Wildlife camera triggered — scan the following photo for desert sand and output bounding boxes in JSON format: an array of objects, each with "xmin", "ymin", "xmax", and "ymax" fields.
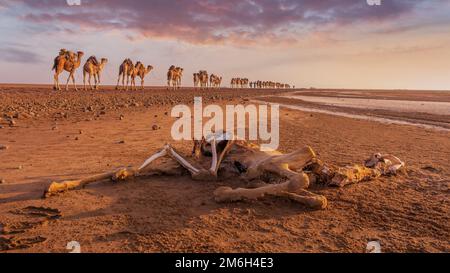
[{"xmin": 0, "ymin": 86, "xmax": 449, "ymax": 253}]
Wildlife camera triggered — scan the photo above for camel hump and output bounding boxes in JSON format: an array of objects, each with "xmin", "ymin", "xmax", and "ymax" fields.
[{"xmin": 88, "ymin": 56, "xmax": 99, "ymax": 65}]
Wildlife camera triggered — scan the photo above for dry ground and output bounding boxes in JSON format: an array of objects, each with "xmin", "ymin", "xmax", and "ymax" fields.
[{"xmin": 0, "ymin": 86, "xmax": 448, "ymax": 253}]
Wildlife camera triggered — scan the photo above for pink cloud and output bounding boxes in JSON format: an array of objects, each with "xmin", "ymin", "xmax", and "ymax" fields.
[{"xmin": 6, "ymin": 0, "xmax": 429, "ymax": 45}]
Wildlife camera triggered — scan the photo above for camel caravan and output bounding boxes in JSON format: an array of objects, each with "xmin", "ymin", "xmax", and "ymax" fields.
[
  {"xmin": 52, "ymin": 49, "xmax": 292, "ymax": 91},
  {"xmin": 193, "ymin": 70, "xmax": 223, "ymax": 89},
  {"xmin": 116, "ymin": 59, "xmax": 154, "ymax": 91},
  {"xmin": 250, "ymin": 81, "xmax": 291, "ymax": 89},
  {"xmin": 167, "ymin": 65, "xmax": 184, "ymax": 90}
]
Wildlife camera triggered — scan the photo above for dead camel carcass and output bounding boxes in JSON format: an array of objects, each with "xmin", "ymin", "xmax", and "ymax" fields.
[{"xmin": 43, "ymin": 132, "xmax": 405, "ymax": 209}]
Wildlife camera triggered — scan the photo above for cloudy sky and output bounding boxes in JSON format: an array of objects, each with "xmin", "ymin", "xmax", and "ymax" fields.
[{"xmin": 0, "ymin": 0, "xmax": 449, "ymax": 89}]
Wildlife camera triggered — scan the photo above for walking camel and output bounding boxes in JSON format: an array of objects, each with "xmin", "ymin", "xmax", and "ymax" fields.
[
  {"xmin": 130, "ymin": 62, "xmax": 154, "ymax": 90},
  {"xmin": 167, "ymin": 65, "xmax": 183, "ymax": 90},
  {"xmin": 116, "ymin": 58, "xmax": 134, "ymax": 90},
  {"xmin": 83, "ymin": 56, "xmax": 108, "ymax": 90},
  {"xmin": 52, "ymin": 49, "xmax": 84, "ymax": 91}
]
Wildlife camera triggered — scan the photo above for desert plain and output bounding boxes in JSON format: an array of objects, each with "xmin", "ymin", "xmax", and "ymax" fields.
[{"xmin": 0, "ymin": 85, "xmax": 449, "ymax": 253}]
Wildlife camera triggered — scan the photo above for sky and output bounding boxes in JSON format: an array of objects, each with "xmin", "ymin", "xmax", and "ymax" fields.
[{"xmin": 0, "ymin": 0, "xmax": 449, "ymax": 90}]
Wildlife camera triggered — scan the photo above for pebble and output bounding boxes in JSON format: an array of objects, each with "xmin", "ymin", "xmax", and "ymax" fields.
[
  {"xmin": 0, "ymin": 145, "xmax": 8, "ymax": 150},
  {"xmin": 79, "ymin": 130, "xmax": 83, "ymax": 134},
  {"xmin": 119, "ymin": 115, "xmax": 124, "ymax": 120},
  {"xmin": 118, "ymin": 140, "xmax": 125, "ymax": 144},
  {"xmin": 0, "ymin": 178, "xmax": 5, "ymax": 184},
  {"xmin": 152, "ymin": 125, "xmax": 159, "ymax": 131},
  {"xmin": 9, "ymin": 119, "xmax": 16, "ymax": 127},
  {"xmin": 52, "ymin": 126, "xmax": 58, "ymax": 130}
]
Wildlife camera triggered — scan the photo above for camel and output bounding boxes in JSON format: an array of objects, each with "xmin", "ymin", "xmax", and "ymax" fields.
[
  {"xmin": 83, "ymin": 56, "xmax": 108, "ymax": 91},
  {"xmin": 129, "ymin": 62, "xmax": 153, "ymax": 90},
  {"xmin": 231, "ymin": 78, "xmax": 239, "ymax": 88},
  {"xmin": 43, "ymin": 132, "xmax": 405, "ymax": 210},
  {"xmin": 193, "ymin": 71, "xmax": 208, "ymax": 89},
  {"xmin": 52, "ymin": 49, "xmax": 84, "ymax": 91},
  {"xmin": 193, "ymin": 73, "xmax": 200, "ymax": 88},
  {"xmin": 210, "ymin": 74, "xmax": 222, "ymax": 88},
  {"xmin": 199, "ymin": 71, "xmax": 208, "ymax": 88},
  {"xmin": 116, "ymin": 59, "xmax": 134, "ymax": 90},
  {"xmin": 167, "ymin": 66, "xmax": 183, "ymax": 90},
  {"xmin": 231, "ymin": 78, "xmax": 249, "ymax": 88}
]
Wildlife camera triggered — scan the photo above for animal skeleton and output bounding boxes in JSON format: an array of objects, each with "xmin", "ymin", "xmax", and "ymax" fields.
[{"xmin": 43, "ymin": 132, "xmax": 405, "ymax": 209}]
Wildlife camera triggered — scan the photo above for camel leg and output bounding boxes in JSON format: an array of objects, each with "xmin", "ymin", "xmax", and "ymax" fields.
[
  {"xmin": 88, "ymin": 73, "xmax": 93, "ymax": 90},
  {"xmin": 214, "ymin": 177, "xmax": 327, "ymax": 209},
  {"xmin": 96, "ymin": 73, "xmax": 101, "ymax": 90},
  {"xmin": 83, "ymin": 71, "xmax": 87, "ymax": 91},
  {"xmin": 277, "ymin": 190, "xmax": 327, "ymax": 209},
  {"xmin": 65, "ymin": 73, "xmax": 71, "ymax": 91},
  {"xmin": 93, "ymin": 74, "xmax": 98, "ymax": 90},
  {"xmin": 72, "ymin": 73, "xmax": 78, "ymax": 91},
  {"xmin": 116, "ymin": 73, "xmax": 121, "ymax": 90},
  {"xmin": 141, "ymin": 78, "xmax": 144, "ymax": 90},
  {"xmin": 43, "ymin": 167, "xmax": 137, "ymax": 198},
  {"xmin": 54, "ymin": 72, "xmax": 61, "ymax": 91}
]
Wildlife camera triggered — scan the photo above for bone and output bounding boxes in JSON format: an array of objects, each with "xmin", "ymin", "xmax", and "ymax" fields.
[
  {"xmin": 166, "ymin": 145, "xmax": 200, "ymax": 174},
  {"xmin": 329, "ymin": 165, "xmax": 381, "ymax": 187},
  {"xmin": 214, "ymin": 178, "xmax": 327, "ymax": 209},
  {"xmin": 213, "ymin": 172, "xmax": 327, "ymax": 209},
  {"xmin": 138, "ymin": 148, "xmax": 168, "ymax": 171},
  {"xmin": 44, "ymin": 168, "xmax": 136, "ymax": 198},
  {"xmin": 209, "ymin": 137, "xmax": 218, "ymax": 173},
  {"xmin": 278, "ymin": 190, "xmax": 328, "ymax": 209}
]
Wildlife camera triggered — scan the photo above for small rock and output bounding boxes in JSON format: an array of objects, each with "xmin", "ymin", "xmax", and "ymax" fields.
[
  {"xmin": 154, "ymin": 115, "xmax": 158, "ymax": 118},
  {"xmin": 87, "ymin": 106, "xmax": 94, "ymax": 112},
  {"xmin": 119, "ymin": 115, "xmax": 125, "ymax": 120},
  {"xmin": 0, "ymin": 178, "xmax": 5, "ymax": 184},
  {"xmin": 0, "ymin": 145, "xmax": 8, "ymax": 150},
  {"xmin": 52, "ymin": 126, "xmax": 58, "ymax": 131},
  {"xmin": 9, "ymin": 119, "xmax": 16, "ymax": 127},
  {"xmin": 152, "ymin": 125, "xmax": 159, "ymax": 131},
  {"xmin": 164, "ymin": 112, "xmax": 168, "ymax": 116},
  {"xmin": 79, "ymin": 130, "xmax": 83, "ymax": 134},
  {"xmin": 17, "ymin": 165, "xmax": 23, "ymax": 170},
  {"xmin": 0, "ymin": 125, "xmax": 3, "ymax": 129},
  {"xmin": 75, "ymin": 137, "xmax": 79, "ymax": 141},
  {"xmin": 118, "ymin": 140, "xmax": 125, "ymax": 144},
  {"xmin": 100, "ymin": 111, "xmax": 106, "ymax": 115}
]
